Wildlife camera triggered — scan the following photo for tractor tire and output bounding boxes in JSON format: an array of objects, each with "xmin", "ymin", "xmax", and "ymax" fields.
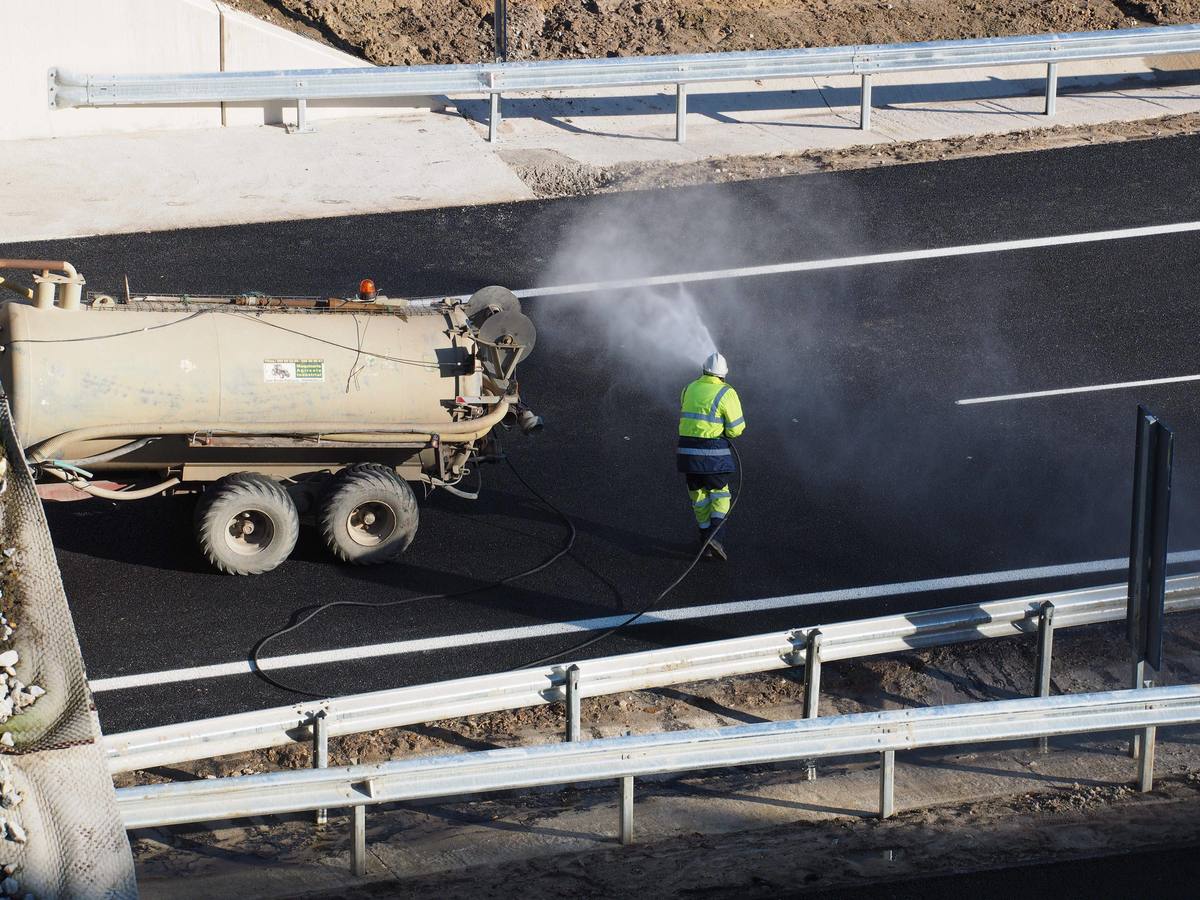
[
  {"xmin": 194, "ymin": 473, "xmax": 300, "ymax": 575},
  {"xmin": 319, "ymin": 464, "xmax": 419, "ymax": 565}
]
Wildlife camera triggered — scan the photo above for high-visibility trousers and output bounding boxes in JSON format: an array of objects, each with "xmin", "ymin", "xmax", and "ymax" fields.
[{"xmin": 686, "ymin": 473, "xmax": 731, "ymax": 529}]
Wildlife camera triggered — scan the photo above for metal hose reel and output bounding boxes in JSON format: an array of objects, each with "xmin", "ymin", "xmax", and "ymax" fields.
[
  {"xmin": 467, "ymin": 287, "xmax": 536, "ymax": 384},
  {"xmin": 465, "ymin": 285, "xmax": 522, "ymax": 322}
]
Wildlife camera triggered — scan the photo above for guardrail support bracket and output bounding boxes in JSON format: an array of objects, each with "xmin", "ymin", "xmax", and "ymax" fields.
[
  {"xmin": 351, "ymin": 804, "xmax": 367, "ymax": 875},
  {"xmin": 860, "ymin": 73, "xmax": 873, "ymax": 130},
  {"xmin": 1131, "ymin": 662, "xmax": 1150, "ymax": 758},
  {"xmin": 313, "ymin": 711, "xmax": 329, "ymax": 826},
  {"xmin": 566, "ymin": 664, "xmax": 582, "ymax": 742},
  {"xmin": 879, "ymin": 749, "xmax": 895, "ymax": 818},
  {"xmin": 676, "ymin": 83, "xmax": 688, "ymax": 143},
  {"xmin": 619, "ymin": 776, "xmax": 634, "ymax": 845},
  {"xmin": 1045, "ymin": 62, "xmax": 1059, "ymax": 116}
]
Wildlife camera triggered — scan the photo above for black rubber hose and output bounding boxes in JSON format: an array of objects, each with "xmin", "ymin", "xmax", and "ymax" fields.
[
  {"xmin": 511, "ymin": 440, "xmax": 743, "ymax": 670},
  {"xmin": 249, "ymin": 456, "xmax": 576, "ymax": 698},
  {"xmin": 251, "ymin": 441, "xmax": 742, "ymax": 693}
]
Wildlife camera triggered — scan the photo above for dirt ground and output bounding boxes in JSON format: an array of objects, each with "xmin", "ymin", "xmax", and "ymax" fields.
[
  {"xmin": 227, "ymin": 1, "xmax": 1200, "ymax": 66},
  {"xmin": 497, "ymin": 107, "xmax": 1200, "ymax": 197},
  {"xmin": 125, "ymin": 611, "xmax": 1200, "ymax": 898},
  {"xmin": 319, "ymin": 776, "xmax": 1200, "ymax": 898}
]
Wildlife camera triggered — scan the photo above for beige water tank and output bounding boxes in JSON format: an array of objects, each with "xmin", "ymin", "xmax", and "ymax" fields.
[{"xmin": 0, "ymin": 299, "xmax": 486, "ymax": 461}]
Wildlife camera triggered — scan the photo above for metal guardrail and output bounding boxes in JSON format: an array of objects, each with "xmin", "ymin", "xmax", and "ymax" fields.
[
  {"xmin": 48, "ymin": 24, "xmax": 1200, "ymax": 141},
  {"xmin": 116, "ymin": 684, "xmax": 1200, "ymax": 837},
  {"xmin": 104, "ymin": 573, "xmax": 1200, "ymax": 774}
]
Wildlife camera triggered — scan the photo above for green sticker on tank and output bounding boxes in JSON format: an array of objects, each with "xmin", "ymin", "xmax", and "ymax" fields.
[{"xmin": 263, "ymin": 359, "xmax": 324, "ymax": 383}]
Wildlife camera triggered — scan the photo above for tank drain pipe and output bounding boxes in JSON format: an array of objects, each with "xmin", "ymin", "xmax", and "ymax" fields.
[{"xmin": 41, "ymin": 467, "xmax": 181, "ymax": 501}]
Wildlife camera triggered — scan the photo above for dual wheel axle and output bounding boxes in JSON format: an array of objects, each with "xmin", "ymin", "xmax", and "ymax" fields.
[{"xmin": 195, "ymin": 464, "xmax": 419, "ymax": 575}]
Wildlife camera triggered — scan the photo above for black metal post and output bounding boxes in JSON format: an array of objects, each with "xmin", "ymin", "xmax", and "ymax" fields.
[
  {"xmin": 1126, "ymin": 407, "xmax": 1173, "ymax": 757},
  {"xmin": 1127, "ymin": 406, "xmax": 1154, "ymax": 650},
  {"xmin": 494, "ymin": 0, "xmax": 508, "ymax": 61},
  {"xmin": 1145, "ymin": 422, "xmax": 1173, "ymax": 671}
]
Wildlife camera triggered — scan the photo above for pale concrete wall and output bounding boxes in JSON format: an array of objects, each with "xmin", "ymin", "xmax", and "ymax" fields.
[
  {"xmin": 1, "ymin": 0, "xmax": 438, "ymax": 142},
  {"xmin": 218, "ymin": 3, "xmax": 438, "ymax": 128},
  {"xmin": 1, "ymin": 0, "xmax": 222, "ymax": 141}
]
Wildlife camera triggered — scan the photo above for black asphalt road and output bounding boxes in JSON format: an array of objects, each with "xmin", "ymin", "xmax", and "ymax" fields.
[
  {"xmin": 5, "ymin": 136, "xmax": 1200, "ymax": 732},
  {"xmin": 804, "ymin": 844, "xmax": 1200, "ymax": 899}
]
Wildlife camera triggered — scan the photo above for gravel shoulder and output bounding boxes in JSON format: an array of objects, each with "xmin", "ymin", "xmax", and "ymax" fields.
[{"xmin": 125, "ymin": 612, "xmax": 1200, "ymax": 898}]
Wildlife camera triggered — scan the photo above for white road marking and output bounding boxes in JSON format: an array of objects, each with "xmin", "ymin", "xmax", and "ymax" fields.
[
  {"xmin": 507, "ymin": 220, "xmax": 1200, "ymax": 297},
  {"xmin": 957, "ymin": 373, "xmax": 1200, "ymax": 406},
  {"xmin": 90, "ymin": 550, "xmax": 1200, "ymax": 693},
  {"xmin": 415, "ymin": 219, "xmax": 1200, "ymax": 305}
]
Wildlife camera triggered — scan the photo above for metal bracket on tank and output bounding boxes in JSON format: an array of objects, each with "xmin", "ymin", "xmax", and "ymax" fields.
[{"xmin": 431, "ymin": 434, "xmax": 447, "ymax": 482}]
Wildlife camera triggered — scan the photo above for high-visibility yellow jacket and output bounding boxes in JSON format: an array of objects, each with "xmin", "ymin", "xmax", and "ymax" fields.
[{"xmin": 676, "ymin": 375, "xmax": 745, "ymax": 474}]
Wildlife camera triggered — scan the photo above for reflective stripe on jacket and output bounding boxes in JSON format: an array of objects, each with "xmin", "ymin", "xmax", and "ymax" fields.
[
  {"xmin": 676, "ymin": 375, "xmax": 745, "ymax": 475},
  {"xmin": 678, "ymin": 375, "xmax": 746, "ymax": 439}
]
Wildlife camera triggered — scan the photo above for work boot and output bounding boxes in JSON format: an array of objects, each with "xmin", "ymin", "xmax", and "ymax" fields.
[{"xmin": 706, "ymin": 536, "xmax": 728, "ymax": 561}]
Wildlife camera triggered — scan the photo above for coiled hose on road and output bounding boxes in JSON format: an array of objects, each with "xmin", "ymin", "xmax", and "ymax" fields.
[
  {"xmin": 513, "ymin": 441, "xmax": 742, "ymax": 670},
  {"xmin": 250, "ymin": 443, "xmax": 741, "ymax": 695}
]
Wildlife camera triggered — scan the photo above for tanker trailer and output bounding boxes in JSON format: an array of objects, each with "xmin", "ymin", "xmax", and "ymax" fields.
[{"xmin": 0, "ymin": 260, "xmax": 541, "ymax": 575}]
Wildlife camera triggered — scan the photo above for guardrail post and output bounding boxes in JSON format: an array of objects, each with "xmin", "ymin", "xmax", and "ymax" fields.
[
  {"xmin": 1138, "ymin": 724, "xmax": 1157, "ymax": 792},
  {"xmin": 313, "ymin": 711, "xmax": 329, "ymax": 826},
  {"xmin": 878, "ymin": 749, "xmax": 895, "ymax": 818},
  {"xmin": 675, "ymin": 83, "xmax": 688, "ymax": 143},
  {"xmin": 566, "ymin": 664, "xmax": 581, "ymax": 742},
  {"xmin": 1035, "ymin": 601, "xmax": 1055, "ymax": 753},
  {"xmin": 351, "ymin": 804, "xmax": 367, "ymax": 876},
  {"xmin": 860, "ymin": 74, "xmax": 873, "ymax": 130},
  {"xmin": 619, "ymin": 776, "xmax": 634, "ymax": 845},
  {"xmin": 294, "ymin": 98, "xmax": 315, "ymax": 134},
  {"xmin": 802, "ymin": 629, "xmax": 822, "ymax": 780},
  {"xmin": 803, "ymin": 630, "xmax": 822, "ymax": 719},
  {"xmin": 1044, "ymin": 62, "xmax": 1059, "ymax": 116},
  {"xmin": 489, "ymin": 91, "xmax": 501, "ymax": 143}
]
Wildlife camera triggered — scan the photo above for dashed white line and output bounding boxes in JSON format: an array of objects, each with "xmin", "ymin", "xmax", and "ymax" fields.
[
  {"xmin": 957, "ymin": 373, "xmax": 1200, "ymax": 406},
  {"xmin": 89, "ymin": 549, "xmax": 1200, "ymax": 693}
]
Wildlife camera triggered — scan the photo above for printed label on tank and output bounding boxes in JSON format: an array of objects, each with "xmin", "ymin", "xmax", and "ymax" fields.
[{"xmin": 263, "ymin": 359, "xmax": 325, "ymax": 383}]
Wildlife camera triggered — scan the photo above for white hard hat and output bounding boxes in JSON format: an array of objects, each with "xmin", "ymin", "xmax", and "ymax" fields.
[{"xmin": 703, "ymin": 352, "xmax": 729, "ymax": 378}]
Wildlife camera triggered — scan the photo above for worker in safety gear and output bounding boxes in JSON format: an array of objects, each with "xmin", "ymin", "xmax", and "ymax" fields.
[{"xmin": 677, "ymin": 352, "xmax": 745, "ymax": 561}]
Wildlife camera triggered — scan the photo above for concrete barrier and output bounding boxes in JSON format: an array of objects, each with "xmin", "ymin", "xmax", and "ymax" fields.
[{"xmin": 1, "ymin": 0, "xmax": 437, "ymax": 142}]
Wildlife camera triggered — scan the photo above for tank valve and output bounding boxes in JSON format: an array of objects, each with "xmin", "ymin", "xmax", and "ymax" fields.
[{"xmin": 517, "ymin": 406, "xmax": 544, "ymax": 435}]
